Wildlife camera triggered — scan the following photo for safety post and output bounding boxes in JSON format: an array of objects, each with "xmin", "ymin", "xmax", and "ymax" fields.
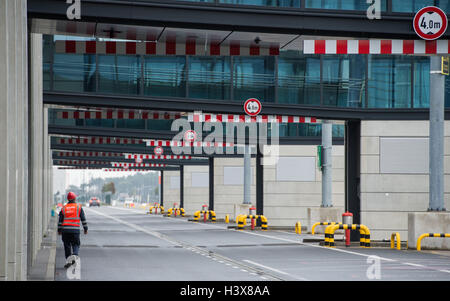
[
  {"xmin": 311, "ymin": 222, "xmax": 341, "ymax": 235},
  {"xmin": 417, "ymin": 233, "xmax": 450, "ymax": 251},
  {"xmin": 225, "ymin": 214, "xmax": 230, "ymax": 224},
  {"xmin": 202, "ymin": 205, "xmax": 208, "ymax": 222},
  {"xmin": 249, "ymin": 206, "xmax": 256, "ymax": 230},
  {"xmin": 295, "ymin": 222, "xmax": 302, "ymax": 234},
  {"xmin": 237, "ymin": 215, "xmax": 267, "ymax": 231},
  {"xmin": 325, "ymin": 224, "xmax": 370, "ymax": 248},
  {"xmin": 342, "ymin": 212, "xmax": 353, "ymax": 247},
  {"xmin": 391, "ymin": 232, "xmax": 401, "ymax": 250},
  {"xmin": 173, "ymin": 203, "xmax": 178, "ymax": 217}
]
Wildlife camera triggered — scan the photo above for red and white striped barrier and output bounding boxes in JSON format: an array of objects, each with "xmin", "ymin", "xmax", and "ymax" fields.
[
  {"xmin": 187, "ymin": 112, "xmax": 318, "ymax": 124},
  {"xmin": 124, "ymin": 154, "xmax": 192, "ymax": 160},
  {"xmin": 303, "ymin": 39, "xmax": 450, "ymax": 55},
  {"xmin": 111, "ymin": 163, "xmax": 167, "ymax": 168},
  {"xmin": 56, "ymin": 109, "xmax": 182, "ymax": 120},
  {"xmin": 56, "ymin": 137, "xmax": 144, "ymax": 145},
  {"xmin": 55, "ymin": 40, "xmax": 280, "ymax": 56},
  {"xmin": 103, "ymin": 169, "xmax": 153, "ymax": 172},
  {"xmin": 58, "ymin": 167, "xmax": 102, "ymax": 170},
  {"xmin": 55, "ymin": 151, "xmax": 124, "ymax": 157},
  {"xmin": 54, "ymin": 160, "xmax": 110, "ymax": 165},
  {"xmin": 145, "ymin": 139, "xmax": 234, "ymax": 147}
]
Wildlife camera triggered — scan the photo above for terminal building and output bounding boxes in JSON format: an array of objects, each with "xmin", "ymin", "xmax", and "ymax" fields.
[{"xmin": 1, "ymin": 0, "xmax": 450, "ymax": 280}]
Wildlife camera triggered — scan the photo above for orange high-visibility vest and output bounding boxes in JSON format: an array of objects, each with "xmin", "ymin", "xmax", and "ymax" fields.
[{"xmin": 62, "ymin": 203, "xmax": 82, "ymax": 228}]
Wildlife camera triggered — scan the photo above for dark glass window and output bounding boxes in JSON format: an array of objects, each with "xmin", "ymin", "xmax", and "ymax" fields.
[
  {"xmin": 116, "ymin": 120, "xmax": 146, "ymax": 130},
  {"xmin": 219, "ymin": 0, "xmax": 300, "ymax": 7},
  {"xmin": 144, "ymin": 56, "xmax": 186, "ymax": 97},
  {"xmin": 368, "ymin": 56, "xmax": 412, "ymax": 108},
  {"xmin": 98, "ymin": 55, "xmax": 140, "ymax": 95},
  {"xmin": 53, "ymin": 54, "xmax": 96, "ymax": 93},
  {"xmin": 413, "ymin": 57, "xmax": 430, "ymax": 108},
  {"xmin": 189, "ymin": 56, "xmax": 231, "ymax": 100},
  {"xmin": 322, "ymin": 55, "xmax": 366, "ymax": 108},
  {"xmin": 43, "ymin": 36, "xmax": 53, "ymax": 91},
  {"xmin": 278, "ymin": 54, "xmax": 320, "ymax": 105},
  {"xmin": 306, "ymin": 0, "xmax": 387, "ymax": 10},
  {"xmin": 437, "ymin": 0, "xmax": 450, "ymax": 11},
  {"xmin": 392, "ymin": 0, "xmax": 433, "ymax": 12},
  {"xmin": 233, "ymin": 56, "xmax": 275, "ymax": 102}
]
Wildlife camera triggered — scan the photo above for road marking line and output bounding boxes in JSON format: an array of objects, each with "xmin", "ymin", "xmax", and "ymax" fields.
[
  {"xmin": 404, "ymin": 262, "xmax": 425, "ymax": 268},
  {"xmin": 243, "ymin": 260, "xmax": 308, "ymax": 281}
]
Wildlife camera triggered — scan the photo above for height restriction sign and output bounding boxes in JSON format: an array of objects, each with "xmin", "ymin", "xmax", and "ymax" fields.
[{"xmin": 413, "ymin": 6, "xmax": 448, "ymax": 40}]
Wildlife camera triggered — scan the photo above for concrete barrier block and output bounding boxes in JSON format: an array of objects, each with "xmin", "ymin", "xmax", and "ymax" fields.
[
  {"xmin": 307, "ymin": 207, "xmax": 345, "ymax": 233},
  {"xmin": 408, "ymin": 212, "xmax": 450, "ymax": 250}
]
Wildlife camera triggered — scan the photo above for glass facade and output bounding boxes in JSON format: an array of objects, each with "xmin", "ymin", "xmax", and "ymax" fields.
[
  {"xmin": 306, "ymin": 0, "xmax": 387, "ymax": 10},
  {"xmin": 144, "ymin": 56, "xmax": 187, "ymax": 97},
  {"xmin": 233, "ymin": 56, "xmax": 275, "ymax": 102},
  {"xmin": 45, "ymin": 41, "xmax": 450, "ymax": 110},
  {"xmin": 189, "ymin": 57, "xmax": 231, "ymax": 100},
  {"xmin": 173, "ymin": 0, "xmax": 450, "ymax": 12}
]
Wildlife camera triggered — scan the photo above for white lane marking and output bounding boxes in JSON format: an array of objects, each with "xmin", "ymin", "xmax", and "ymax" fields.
[
  {"xmin": 439, "ymin": 270, "xmax": 450, "ymax": 273},
  {"xmin": 404, "ymin": 262, "xmax": 425, "ymax": 268},
  {"xmin": 243, "ymin": 260, "xmax": 308, "ymax": 281}
]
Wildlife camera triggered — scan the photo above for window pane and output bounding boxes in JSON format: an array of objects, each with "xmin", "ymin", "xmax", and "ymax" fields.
[
  {"xmin": 219, "ymin": 0, "xmax": 300, "ymax": 7},
  {"xmin": 392, "ymin": 0, "xmax": 433, "ymax": 12},
  {"xmin": 116, "ymin": 120, "xmax": 145, "ymax": 129},
  {"xmin": 233, "ymin": 56, "xmax": 275, "ymax": 102},
  {"xmin": 322, "ymin": 55, "xmax": 366, "ymax": 107},
  {"xmin": 368, "ymin": 56, "xmax": 412, "ymax": 108},
  {"xmin": 278, "ymin": 53, "xmax": 320, "ymax": 105},
  {"xmin": 413, "ymin": 57, "xmax": 430, "ymax": 108},
  {"xmin": 189, "ymin": 56, "xmax": 231, "ymax": 100},
  {"xmin": 306, "ymin": 0, "xmax": 386, "ymax": 10},
  {"xmin": 144, "ymin": 56, "xmax": 186, "ymax": 97},
  {"xmin": 53, "ymin": 54, "xmax": 96, "ymax": 93},
  {"xmin": 437, "ymin": 0, "xmax": 450, "ymax": 11},
  {"xmin": 98, "ymin": 55, "xmax": 140, "ymax": 95}
]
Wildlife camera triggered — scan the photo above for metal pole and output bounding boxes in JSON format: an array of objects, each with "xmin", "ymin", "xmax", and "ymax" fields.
[
  {"xmin": 321, "ymin": 120, "xmax": 333, "ymax": 207},
  {"xmin": 429, "ymin": 56, "xmax": 446, "ymax": 211},
  {"xmin": 243, "ymin": 144, "xmax": 251, "ymax": 204}
]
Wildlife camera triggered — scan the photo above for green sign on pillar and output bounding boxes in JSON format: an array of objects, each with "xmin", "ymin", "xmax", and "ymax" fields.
[{"xmin": 317, "ymin": 145, "xmax": 323, "ymax": 170}]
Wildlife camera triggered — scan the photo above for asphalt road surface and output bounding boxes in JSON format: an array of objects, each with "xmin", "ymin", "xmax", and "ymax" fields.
[{"xmin": 54, "ymin": 206, "xmax": 450, "ymax": 281}]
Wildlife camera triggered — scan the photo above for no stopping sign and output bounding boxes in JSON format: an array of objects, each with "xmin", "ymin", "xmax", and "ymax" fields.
[{"xmin": 413, "ymin": 6, "xmax": 448, "ymax": 40}]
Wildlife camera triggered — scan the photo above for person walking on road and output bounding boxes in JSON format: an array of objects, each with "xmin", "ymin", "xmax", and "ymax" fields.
[{"xmin": 58, "ymin": 192, "xmax": 88, "ymax": 269}]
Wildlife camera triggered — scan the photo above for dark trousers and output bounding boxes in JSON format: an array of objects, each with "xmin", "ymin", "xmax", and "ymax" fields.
[{"xmin": 62, "ymin": 232, "xmax": 81, "ymax": 259}]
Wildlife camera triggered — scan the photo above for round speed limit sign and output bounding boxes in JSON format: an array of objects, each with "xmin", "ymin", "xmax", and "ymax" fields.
[
  {"xmin": 154, "ymin": 146, "xmax": 164, "ymax": 156},
  {"xmin": 413, "ymin": 6, "xmax": 448, "ymax": 40},
  {"xmin": 243, "ymin": 98, "xmax": 262, "ymax": 117}
]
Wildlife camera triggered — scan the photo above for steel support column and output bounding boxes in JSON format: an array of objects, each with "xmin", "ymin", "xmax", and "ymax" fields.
[
  {"xmin": 429, "ymin": 56, "xmax": 446, "ymax": 211},
  {"xmin": 345, "ymin": 120, "xmax": 361, "ymax": 242},
  {"xmin": 209, "ymin": 157, "xmax": 214, "ymax": 211}
]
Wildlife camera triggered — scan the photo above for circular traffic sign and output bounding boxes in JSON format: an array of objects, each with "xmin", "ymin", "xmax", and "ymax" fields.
[
  {"xmin": 135, "ymin": 157, "xmax": 143, "ymax": 163},
  {"xmin": 413, "ymin": 6, "xmax": 448, "ymax": 40},
  {"xmin": 243, "ymin": 98, "xmax": 262, "ymax": 116},
  {"xmin": 184, "ymin": 130, "xmax": 197, "ymax": 142},
  {"xmin": 154, "ymin": 146, "xmax": 164, "ymax": 156}
]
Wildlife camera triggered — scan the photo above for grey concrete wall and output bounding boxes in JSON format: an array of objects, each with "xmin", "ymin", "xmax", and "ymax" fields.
[
  {"xmin": 183, "ymin": 165, "xmax": 209, "ymax": 214},
  {"xmin": 163, "ymin": 170, "xmax": 181, "ymax": 208},
  {"xmin": 360, "ymin": 121, "xmax": 450, "ymax": 241},
  {"xmin": 408, "ymin": 212, "xmax": 450, "ymax": 249},
  {"xmin": 213, "ymin": 157, "xmax": 256, "ymax": 219},
  {"xmin": 264, "ymin": 145, "xmax": 345, "ymax": 228}
]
